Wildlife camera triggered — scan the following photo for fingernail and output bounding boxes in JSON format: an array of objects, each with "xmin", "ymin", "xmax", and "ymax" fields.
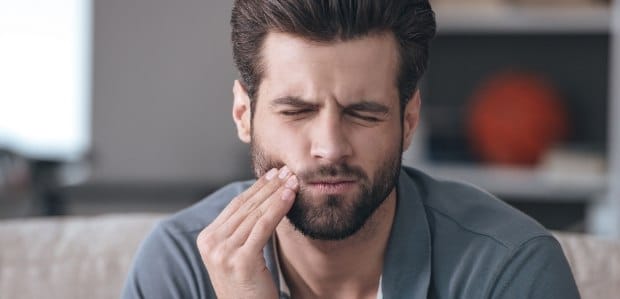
[
  {"xmin": 278, "ymin": 166, "xmax": 290, "ymax": 179},
  {"xmin": 281, "ymin": 188, "xmax": 295, "ymax": 201},
  {"xmin": 285, "ymin": 176, "xmax": 298, "ymax": 188},
  {"xmin": 266, "ymin": 168, "xmax": 278, "ymax": 180}
]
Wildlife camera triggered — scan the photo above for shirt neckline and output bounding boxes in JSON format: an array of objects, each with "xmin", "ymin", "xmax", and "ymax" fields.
[
  {"xmin": 264, "ymin": 168, "xmax": 432, "ymax": 298},
  {"xmin": 271, "ymin": 235, "xmax": 384, "ymax": 299}
]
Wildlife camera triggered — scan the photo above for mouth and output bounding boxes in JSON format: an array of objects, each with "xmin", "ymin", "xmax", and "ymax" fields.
[{"xmin": 306, "ymin": 179, "xmax": 357, "ymax": 194}]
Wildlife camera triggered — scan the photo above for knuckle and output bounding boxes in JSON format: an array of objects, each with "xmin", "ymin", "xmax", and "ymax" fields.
[
  {"xmin": 211, "ymin": 247, "xmax": 231, "ymax": 266},
  {"xmin": 230, "ymin": 194, "xmax": 247, "ymax": 206},
  {"xmin": 252, "ymin": 206, "xmax": 265, "ymax": 219},
  {"xmin": 208, "ymin": 246, "xmax": 239, "ymax": 270},
  {"xmin": 237, "ymin": 196, "xmax": 260, "ymax": 215},
  {"xmin": 196, "ymin": 229, "xmax": 217, "ymax": 251},
  {"xmin": 245, "ymin": 209, "xmax": 264, "ymax": 227},
  {"xmin": 229, "ymin": 256, "xmax": 254, "ymax": 278}
]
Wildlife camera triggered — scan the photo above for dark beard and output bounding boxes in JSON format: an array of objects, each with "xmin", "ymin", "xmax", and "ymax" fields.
[{"xmin": 250, "ymin": 138, "xmax": 402, "ymax": 241}]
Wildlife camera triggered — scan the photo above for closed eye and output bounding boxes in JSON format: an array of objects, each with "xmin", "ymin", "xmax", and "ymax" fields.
[
  {"xmin": 280, "ymin": 109, "xmax": 314, "ymax": 116},
  {"xmin": 347, "ymin": 111, "xmax": 382, "ymax": 122},
  {"xmin": 343, "ymin": 101, "xmax": 389, "ymax": 123}
]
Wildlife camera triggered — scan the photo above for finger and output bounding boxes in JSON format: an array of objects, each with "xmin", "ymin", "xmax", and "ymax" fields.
[
  {"xmin": 217, "ymin": 167, "xmax": 293, "ymax": 238},
  {"xmin": 209, "ymin": 168, "xmax": 278, "ymax": 229},
  {"xmin": 231, "ymin": 174, "xmax": 298, "ymax": 249},
  {"xmin": 220, "ymin": 167, "xmax": 292, "ymax": 237}
]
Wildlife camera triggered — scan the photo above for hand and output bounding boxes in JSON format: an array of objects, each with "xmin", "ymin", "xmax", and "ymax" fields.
[{"xmin": 196, "ymin": 166, "xmax": 298, "ymax": 299}]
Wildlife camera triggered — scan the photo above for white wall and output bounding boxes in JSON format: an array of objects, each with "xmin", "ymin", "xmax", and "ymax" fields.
[{"xmin": 91, "ymin": 0, "xmax": 251, "ymax": 184}]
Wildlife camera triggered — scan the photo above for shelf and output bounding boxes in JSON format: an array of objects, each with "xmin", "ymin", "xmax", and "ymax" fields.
[
  {"xmin": 434, "ymin": 4, "xmax": 611, "ymax": 34},
  {"xmin": 414, "ymin": 163, "xmax": 607, "ymax": 201}
]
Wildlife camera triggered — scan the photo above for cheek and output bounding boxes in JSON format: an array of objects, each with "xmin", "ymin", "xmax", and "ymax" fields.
[
  {"xmin": 353, "ymin": 122, "xmax": 402, "ymax": 151},
  {"xmin": 349, "ymin": 123, "xmax": 402, "ymax": 169},
  {"xmin": 254, "ymin": 120, "xmax": 306, "ymax": 161}
]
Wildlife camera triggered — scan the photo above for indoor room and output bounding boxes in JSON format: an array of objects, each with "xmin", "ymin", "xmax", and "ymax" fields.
[{"xmin": 1, "ymin": 0, "xmax": 619, "ymax": 298}]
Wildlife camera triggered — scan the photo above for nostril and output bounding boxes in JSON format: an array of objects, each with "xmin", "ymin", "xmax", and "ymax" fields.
[
  {"xmin": 310, "ymin": 142, "xmax": 352, "ymax": 162},
  {"xmin": 309, "ymin": 120, "xmax": 353, "ymax": 161}
]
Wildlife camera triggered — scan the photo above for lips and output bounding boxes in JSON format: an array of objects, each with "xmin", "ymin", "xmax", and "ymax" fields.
[{"xmin": 306, "ymin": 179, "xmax": 357, "ymax": 194}]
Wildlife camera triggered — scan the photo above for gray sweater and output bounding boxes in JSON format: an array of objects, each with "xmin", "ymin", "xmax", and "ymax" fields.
[{"xmin": 121, "ymin": 166, "xmax": 580, "ymax": 298}]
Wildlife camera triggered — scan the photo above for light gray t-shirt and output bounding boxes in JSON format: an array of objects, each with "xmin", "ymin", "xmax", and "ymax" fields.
[{"xmin": 121, "ymin": 166, "xmax": 580, "ymax": 298}]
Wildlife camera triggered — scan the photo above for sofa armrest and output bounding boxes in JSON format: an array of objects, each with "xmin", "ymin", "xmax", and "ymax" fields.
[{"xmin": 553, "ymin": 232, "xmax": 620, "ymax": 299}]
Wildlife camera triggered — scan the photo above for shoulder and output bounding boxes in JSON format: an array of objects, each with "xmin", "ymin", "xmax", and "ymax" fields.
[
  {"xmin": 121, "ymin": 180, "xmax": 253, "ymax": 299},
  {"xmin": 159, "ymin": 180, "xmax": 254, "ymax": 234},
  {"xmin": 401, "ymin": 166, "xmax": 551, "ymax": 249},
  {"xmin": 399, "ymin": 167, "xmax": 578, "ymax": 297},
  {"xmin": 136, "ymin": 179, "xmax": 254, "ymax": 258},
  {"xmin": 136, "ymin": 179, "xmax": 255, "ymax": 265},
  {"xmin": 487, "ymin": 235, "xmax": 580, "ymax": 298}
]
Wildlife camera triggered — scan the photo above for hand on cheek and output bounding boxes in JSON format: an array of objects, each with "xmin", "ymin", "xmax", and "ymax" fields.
[{"xmin": 196, "ymin": 166, "xmax": 298, "ymax": 299}]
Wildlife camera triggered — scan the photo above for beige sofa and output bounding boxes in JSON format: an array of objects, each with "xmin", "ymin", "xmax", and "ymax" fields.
[{"xmin": 1, "ymin": 214, "xmax": 619, "ymax": 299}]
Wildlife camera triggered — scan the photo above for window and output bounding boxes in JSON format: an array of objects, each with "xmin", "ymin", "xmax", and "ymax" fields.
[{"xmin": 0, "ymin": 0, "xmax": 91, "ymax": 161}]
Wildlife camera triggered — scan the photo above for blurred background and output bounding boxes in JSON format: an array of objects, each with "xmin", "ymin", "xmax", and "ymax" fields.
[{"xmin": 1, "ymin": 0, "xmax": 619, "ymax": 238}]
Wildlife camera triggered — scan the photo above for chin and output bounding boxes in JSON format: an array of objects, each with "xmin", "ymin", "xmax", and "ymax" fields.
[{"xmin": 285, "ymin": 187, "xmax": 383, "ymax": 241}]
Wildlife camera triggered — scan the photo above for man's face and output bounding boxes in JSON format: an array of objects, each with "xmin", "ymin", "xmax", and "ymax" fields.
[{"xmin": 238, "ymin": 32, "xmax": 414, "ymax": 240}]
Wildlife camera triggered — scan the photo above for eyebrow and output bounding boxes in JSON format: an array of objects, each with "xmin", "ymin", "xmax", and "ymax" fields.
[
  {"xmin": 345, "ymin": 101, "xmax": 390, "ymax": 114},
  {"xmin": 270, "ymin": 96, "xmax": 390, "ymax": 114},
  {"xmin": 270, "ymin": 96, "xmax": 316, "ymax": 108}
]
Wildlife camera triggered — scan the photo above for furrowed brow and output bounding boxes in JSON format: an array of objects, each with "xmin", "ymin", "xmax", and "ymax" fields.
[
  {"xmin": 346, "ymin": 101, "xmax": 390, "ymax": 114},
  {"xmin": 270, "ymin": 96, "xmax": 317, "ymax": 108}
]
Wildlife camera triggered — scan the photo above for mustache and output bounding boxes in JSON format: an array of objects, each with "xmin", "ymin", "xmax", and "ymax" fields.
[
  {"xmin": 254, "ymin": 155, "xmax": 366, "ymax": 182},
  {"xmin": 296, "ymin": 163, "xmax": 367, "ymax": 182}
]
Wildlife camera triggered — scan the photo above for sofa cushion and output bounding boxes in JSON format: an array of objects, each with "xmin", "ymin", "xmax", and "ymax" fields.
[
  {"xmin": 1, "ymin": 214, "xmax": 619, "ymax": 299},
  {"xmin": 0, "ymin": 214, "xmax": 164, "ymax": 299},
  {"xmin": 554, "ymin": 232, "xmax": 620, "ymax": 299}
]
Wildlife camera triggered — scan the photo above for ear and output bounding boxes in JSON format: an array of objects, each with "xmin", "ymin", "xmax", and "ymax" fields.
[
  {"xmin": 402, "ymin": 89, "xmax": 421, "ymax": 152},
  {"xmin": 232, "ymin": 80, "xmax": 252, "ymax": 143}
]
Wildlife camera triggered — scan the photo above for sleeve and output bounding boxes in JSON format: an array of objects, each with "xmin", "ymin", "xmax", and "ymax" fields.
[
  {"xmin": 488, "ymin": 235, "xmax": 581, "ymax": 299},
  {"xmin": 120, "ymin": 223, "xmax": 216, "ymax": 299}
]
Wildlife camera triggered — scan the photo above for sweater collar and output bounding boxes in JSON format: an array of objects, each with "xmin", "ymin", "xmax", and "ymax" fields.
[{"xmin": 380, "ymin": 168, "xmax": 432, "ymax": 298}]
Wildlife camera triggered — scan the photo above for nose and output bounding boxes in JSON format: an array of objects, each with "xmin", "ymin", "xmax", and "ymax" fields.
[{"xmin": 310, "ymin": 113, "xmax": 353, "ymax": 163}]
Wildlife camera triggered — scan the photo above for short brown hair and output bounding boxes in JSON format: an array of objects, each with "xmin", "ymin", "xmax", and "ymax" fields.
[{"xmin": 231, "ymin": 0, "xmax": 436, "ymax": 111}]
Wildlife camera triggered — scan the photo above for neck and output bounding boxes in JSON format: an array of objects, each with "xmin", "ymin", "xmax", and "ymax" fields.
[{"xmin": 275, "ymin": 189, "xmax": 397, "ymax": 299}]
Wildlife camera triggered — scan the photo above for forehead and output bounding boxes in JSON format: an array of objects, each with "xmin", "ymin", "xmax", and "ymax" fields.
[{"xmin": 257, "ymin": 31, "xmax": 400, "ymax": 104}]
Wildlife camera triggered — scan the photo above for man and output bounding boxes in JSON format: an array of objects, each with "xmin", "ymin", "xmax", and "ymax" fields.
[{"xmin": 122, "ymin": 0, "xmax": 580, "ymax": 298}]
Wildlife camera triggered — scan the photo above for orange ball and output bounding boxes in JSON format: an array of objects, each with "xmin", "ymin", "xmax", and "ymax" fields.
[{"xmin": 468, "ymin": 71, "xmax": 569, "ymax": 166}]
